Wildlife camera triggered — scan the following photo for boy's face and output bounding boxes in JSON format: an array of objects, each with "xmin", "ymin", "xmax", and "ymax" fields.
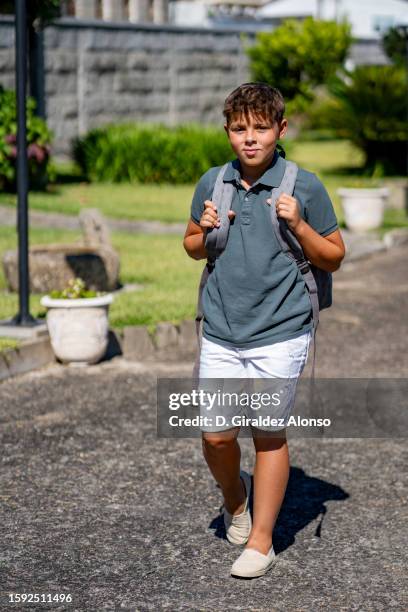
[{"xmin": 224, "ymin": 112, "xmax": 287, "ymax": 171}]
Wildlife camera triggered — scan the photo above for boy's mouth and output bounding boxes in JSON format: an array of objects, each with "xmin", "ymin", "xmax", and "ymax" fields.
[{"xmin": 243, "ymin": 149, "xmax": 259, "ymax": 156}]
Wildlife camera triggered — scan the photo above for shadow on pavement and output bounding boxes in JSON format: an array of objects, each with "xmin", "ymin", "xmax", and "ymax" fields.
[{"xmin": 208, "ymin": 466, "xmax": 349, "ymax": 554}]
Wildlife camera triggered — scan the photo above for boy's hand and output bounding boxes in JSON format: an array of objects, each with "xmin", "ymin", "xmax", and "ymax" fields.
[
  {"xmin": 200, "ymin": 200, "xmax": 235, "ymax": 230},
  {"xmin": 267, "ymin": 194, "xmax": 303, "ymax": 233}
]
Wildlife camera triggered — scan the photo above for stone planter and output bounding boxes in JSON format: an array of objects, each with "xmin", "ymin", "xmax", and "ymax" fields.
[
  {"xmin": 337, "ymin": 187, "xmax": 389, "ymax": 232},
  {"xmin": 3, "ymin": 243, "xmax": 120, "ymax": 294},
  {"xmin": 40, "ymin": 294, "xmax": 114, "ymax": 366}
]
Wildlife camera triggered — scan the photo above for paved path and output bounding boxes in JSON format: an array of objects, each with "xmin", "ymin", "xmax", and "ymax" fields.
[
  {"xmin": 0, "ymin": 204, "xmax": 186, "ymax": 235},
  {"xmin": 0, "ymin": 246, "xmax": 407, "ymax": 611},
  {"xmin": 0, "ymin": 203, "xmax": 393, "ymax": 261}
]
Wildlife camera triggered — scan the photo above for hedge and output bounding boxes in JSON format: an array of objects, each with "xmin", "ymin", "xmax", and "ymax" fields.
[{"xmin": 73, "ymin": 123, "xmax": 291, "ymax": 184}]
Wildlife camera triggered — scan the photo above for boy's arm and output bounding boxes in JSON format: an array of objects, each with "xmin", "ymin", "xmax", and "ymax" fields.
[
  {"xmin": 292, "ymin": 222, "xmax": 345, "ymax": 272},
  {"xmin": 275, "ymin": 175, "xmax": 346, "ymax": 272},
  {"xmin": 184, "ymin": 169, "xmax": 218, "ymax": 261},
  {"xmin": 183, "ymin": 201, "xmax": 221, "ymax": 260},
  {"xmin": 183, "ymin": 199, "xmax": 236, "ymax": 260},
  {"xmin": 183, "ymin": 219, "xmax": 208, "ymax": 260}
]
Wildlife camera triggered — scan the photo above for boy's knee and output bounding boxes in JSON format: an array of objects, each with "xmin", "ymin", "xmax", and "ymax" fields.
[
  {"xmin": 202, "ymin": 429, "xmax": 239, "ymax": 450},
  {"xmin": 251, "ymin": 426, "xmax": 287, "ymax": 451}
]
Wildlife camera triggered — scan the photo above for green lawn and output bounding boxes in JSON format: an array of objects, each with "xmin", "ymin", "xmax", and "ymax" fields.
[
  {"xmin": 0, "ymin": 226, "xmax": 201, "ymax": 331},
  {"xmin": 0, "ymin": 140, "xmax": 407, "ymax": 329},
  {"xmin": 1, "ymin": 140, "xmax": 406, "ymax": 227},
  {"xmin": 1, "ymin": 181, "xmax": 194, "ymax": 224}
]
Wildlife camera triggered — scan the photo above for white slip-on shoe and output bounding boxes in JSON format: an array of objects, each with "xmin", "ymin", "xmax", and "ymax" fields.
[
  {"xmin": 230, "ymin": 545, "xmax": 276, "ymax": 578},
  {"xmin": 223, "ymin": 470, "xmax": 252, "ymax": 545}
]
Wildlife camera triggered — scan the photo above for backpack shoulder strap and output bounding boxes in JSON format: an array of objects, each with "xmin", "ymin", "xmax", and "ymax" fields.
[
  {"xmin": 269, "ymin": 160, "xmax": 303, "ymax": 257},
  {"xmin": 204, "ymin": 163, "xmax": 235, "ymax": 260},
  {"xmin": 269, "ymin": 159, "xmax": 320, "ymax": 379},
  {"xmin": 193, "ymin": 163, "xmax": 235, "ymax": 375}
]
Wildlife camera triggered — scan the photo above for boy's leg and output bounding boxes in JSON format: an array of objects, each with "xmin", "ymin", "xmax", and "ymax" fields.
[
  {"xmin": 199, "ymin": 337, "xmax": 247, "ymax": 515},
  {"xmin": 202, "ymin": 428, "xmax": 246, "ymax": 515},
  {"xmin": 246, "ymin": 430, "xmax": 289, "ymax": 554},
  {"xmin": 243, "ymin": 331, "xmax": 311, "ymax": 554}
]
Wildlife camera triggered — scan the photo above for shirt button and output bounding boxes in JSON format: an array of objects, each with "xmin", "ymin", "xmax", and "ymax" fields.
[{"xmin": 244, "ymin": 196, "xmax": 249, "ymax": 201}]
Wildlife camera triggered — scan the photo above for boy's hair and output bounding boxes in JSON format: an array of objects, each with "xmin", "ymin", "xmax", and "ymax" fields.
[{"xmin": 223, "ymin": 82, "xmax": 285, "ymax": 126}]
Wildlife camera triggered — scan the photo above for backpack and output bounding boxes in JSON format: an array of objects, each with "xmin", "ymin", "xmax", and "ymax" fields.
[{"xmin": 193, "ymin": 159, "xmax": 332, "ymax": 379}]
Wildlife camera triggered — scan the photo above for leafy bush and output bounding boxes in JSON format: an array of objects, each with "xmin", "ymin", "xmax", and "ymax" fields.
[
  {"xmin": 0, "ymin": 86, "xmax": 54, "ymax": 190},
  {"xmin": 327, "ymin": 65, "xmax": 408, "ymax": 175},
  {"xmin": 74, "ymin": 124, "xmax": 232, "ymax": 184},
  {"xmin": 74, "ymin": 123, "xmax": 293, "ymax": 184},
  {"xmin": 382, "ymin": 26, "xmax": 408, "ymax": 67},
  {"xmin": 246, "ymin": 17, "xmax": 352, "ymax": 114},
  {"xmin": 302, "ymin": 94, "xmax": 345, "ymax": 138}
]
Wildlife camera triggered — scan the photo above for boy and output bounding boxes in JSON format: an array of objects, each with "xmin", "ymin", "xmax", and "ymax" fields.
[{"xmin": 183, "ymin": 83, "xmax": 345, "ymax": 578}]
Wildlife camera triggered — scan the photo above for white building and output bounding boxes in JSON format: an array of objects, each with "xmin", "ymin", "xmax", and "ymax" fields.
[
  {"xmin": 257, "ymin": 0, "xmax": 408, "ymax": 39},
  {"xmin": 170, "ymin": 0, "xmax": 408, "ymax": 38}
]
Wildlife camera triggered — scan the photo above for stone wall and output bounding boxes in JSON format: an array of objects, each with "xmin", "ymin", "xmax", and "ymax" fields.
[
  {"xmin": 0, "ymin": 17, "xmax": 252, "ymax": 156},
  {"xmin": 0, "ymin": 16, "xmax": 386, "ymax": 157}
]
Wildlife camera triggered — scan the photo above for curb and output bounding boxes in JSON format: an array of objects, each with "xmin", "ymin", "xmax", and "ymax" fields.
[
  {"xmin": 119, "ymin": 319, "xmax": 197, "ymax": 363},
  {"xmin": 0, "ymin": 337, "xmax": 56, "ymax": 383},
  {"xmin": 342, "ymin": 227, "xmax": 408, "ymax": 263},
  {"xmin": 0, "ymin": 320, "xmax": 198, "ymax": 383},
  {"xmin": 382, "ymin": 227, "xmax": 408, "ymax": 249},
  {"xmin": 1, "ymin": 230, "xmax": 407, "ymax": 381}
]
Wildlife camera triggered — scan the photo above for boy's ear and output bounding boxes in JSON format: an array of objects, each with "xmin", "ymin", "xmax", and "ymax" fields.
[
  {"xmin": 223, "ymin": 123, "xmax": 229, "ymax": 135},
  {"xmin": 278, "ymin": 119, "xmax": 288, "ymax": 139}
]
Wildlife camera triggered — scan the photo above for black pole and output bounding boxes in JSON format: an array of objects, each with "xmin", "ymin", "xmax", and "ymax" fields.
[
  {"xmin": 12, "ymin": 0, "xmax": 36, "ymax": 325},
  {"xmin": 405, "ymin": 26, "xmax": 408, "ymax": 179}
]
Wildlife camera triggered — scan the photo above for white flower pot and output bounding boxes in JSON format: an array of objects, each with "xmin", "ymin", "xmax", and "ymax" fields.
[
  {"xmin": 40, "ymin": 294, "xmax": 114, "ymax": 366},
  {"xmin": 338, "ymin": 188, "xmax": 389, "ymax": 232}
]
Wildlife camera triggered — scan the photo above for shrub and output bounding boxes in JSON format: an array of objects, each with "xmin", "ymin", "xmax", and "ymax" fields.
[
  {"xmin": 74, "ymin": 123, "xmax": 236, "ymax": 184},
  {"xmin": 246, "ymin": 17, "xmax": 352, "ymax": 114},
  {"xmin": 327, "ymin": 65, "xmax": 408, "ymax": 175},
  {"xmin": 74, "ymin": 123, "xmax": 288, "ymax": 184},
  {"xmin": 0, "ymin": 86, "xmax": 54, "ymax": 191},
  {"xmin": 382, "ymin": 25, "xmax": 408, "ymax": 67},
  {"xmin": 302, "ymin": 94, "xmax": 345, "ymax": 138}
]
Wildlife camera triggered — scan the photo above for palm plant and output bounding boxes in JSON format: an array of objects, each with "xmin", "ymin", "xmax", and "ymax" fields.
[{"xmin": 327, "ymin": 65, "xmax": 407, "ymax": 175}]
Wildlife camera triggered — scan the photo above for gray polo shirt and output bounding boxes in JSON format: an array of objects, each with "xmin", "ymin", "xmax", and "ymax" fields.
[{"xmin": 190, "ymin": 151, "xmax": 339, "ymax": 349}]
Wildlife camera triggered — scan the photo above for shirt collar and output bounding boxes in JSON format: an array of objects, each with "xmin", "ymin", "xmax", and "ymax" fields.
[{"xmin": 223, "ymin": 149, "xmax": 286, "ymax": 188}]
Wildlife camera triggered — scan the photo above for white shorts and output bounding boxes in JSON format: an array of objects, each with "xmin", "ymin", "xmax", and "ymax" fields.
[{"xmin": 198, "ymin": 331, "xmax": 312, "ymax": 432}]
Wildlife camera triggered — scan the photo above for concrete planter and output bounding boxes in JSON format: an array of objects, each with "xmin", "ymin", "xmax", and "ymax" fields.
[
  {"xmin": 40, "ymin": 294, "xmax": 114, "ymax": 366},
  {"xmin": 338, "ymin": 188, "xmax": 389, "ymax": 232}
]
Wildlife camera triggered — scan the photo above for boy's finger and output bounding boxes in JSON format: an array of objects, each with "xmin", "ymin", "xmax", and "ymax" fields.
[
  {"xmin": 201, "ymin": 219, "xmax": 217, "ymax": 228},
  {"xmin": 203, "ymin": 210, "xmax": 219, "ymax": 221},
  {"xmin": 204, "ymin": 200, "xmax": 217, "ymax": 211}
]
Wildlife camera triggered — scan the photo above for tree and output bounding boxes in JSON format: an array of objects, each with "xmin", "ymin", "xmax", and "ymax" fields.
[
  {"xmin": 327, "ymin": 65, "xmax": 408, "ymax": 174},
  {"xmin": 382, "ymin": 25, "xmax": 408, "ymax": 67},
  {"xmin": 246, "ymin": 17, "xmax": 352, "ymax": 114}
]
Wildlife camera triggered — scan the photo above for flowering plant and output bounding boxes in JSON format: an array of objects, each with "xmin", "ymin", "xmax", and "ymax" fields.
[
  {"xmin": 0, "ymin": 86, "xmax": 55, "ymax": 190},
  {"xmin": 49, "ymin": 278, "xmax": 106, "ymax": 300}
]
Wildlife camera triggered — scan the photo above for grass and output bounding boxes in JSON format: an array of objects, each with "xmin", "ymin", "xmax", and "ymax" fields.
[
  {"xmin": 1, "ymin": 180, "xmax": 195, "ymax": 224},
  {"xmin": 0, "ymin": 140, "xmax": 406, "ymax": 329},
  {"xmin": 0, "ymin": 337, "xmax": 20, "ymax": 352},
  {"xmin": 0, "ymin": 226, "xmax": 201, "ymax": 330},
  {"xmin": 1, "ymin": 141, "xmax": 406, "ymax": 229},
  {"xmin": 377, "ymin": 209, "xmax": 408, "ymax": 237},
  {"xmin": 0, "ymin": 211, "xmax": 406, "ymax": 331}
]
